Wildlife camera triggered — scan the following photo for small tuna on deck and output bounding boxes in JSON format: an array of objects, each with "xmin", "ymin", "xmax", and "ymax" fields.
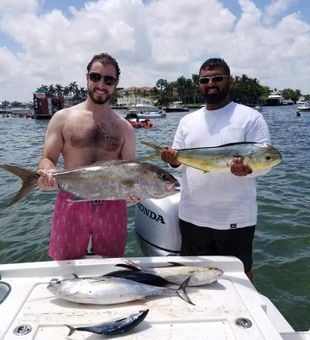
[
  {"xmin": 116, "ymin": 261, "xmax": 224, "ymax": 286},
  {"xmin": 65, "ymin": 309, "xmax": 149, "ymax": 336},
  {"xmin": 47, "ymin": 275, "xmax": 194, "ymax": 305}
]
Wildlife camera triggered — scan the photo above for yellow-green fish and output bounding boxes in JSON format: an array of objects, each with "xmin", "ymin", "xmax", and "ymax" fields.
[{"xmin": 142, "ymin": 141, "xmax": 282, "ymax": 173}]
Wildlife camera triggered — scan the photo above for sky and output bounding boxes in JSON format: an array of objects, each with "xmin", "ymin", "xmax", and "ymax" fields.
[{"xmin": 0, "ymin": 0, "xmax": 309, "ymax": 102}]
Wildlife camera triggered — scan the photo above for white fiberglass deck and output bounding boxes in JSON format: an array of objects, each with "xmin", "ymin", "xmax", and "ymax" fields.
[{"xmin": 0, "ymin": 256, "xmax": 307, "ymax": 340}]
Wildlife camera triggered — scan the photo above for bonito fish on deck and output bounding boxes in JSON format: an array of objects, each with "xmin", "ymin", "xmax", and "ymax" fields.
[
  {"xmin": 142, "ymin": 141, "xmax": 282, "ymax": 173},
  {"xmin": 47, "ymin": 275, "xmax": 194, "ymax": 305},
  {"xmin": 65, "ymin": 309, "xmax": 149, "ymax": 336},
  {"xmin": 0, "ymin": 160, "xmax": 180, "ymax": 205},
  {"xmin": 116, "ymin": 261, "xmax": 224, "ymax": 286}
]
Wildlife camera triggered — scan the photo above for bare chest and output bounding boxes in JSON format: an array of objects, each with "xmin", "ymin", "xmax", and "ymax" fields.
[{"xmin": 63, "ymin": 120, "xmax": 124, "ymax": 164}]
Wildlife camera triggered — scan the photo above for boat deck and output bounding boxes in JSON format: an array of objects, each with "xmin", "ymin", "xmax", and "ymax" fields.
[{"xmin": 0, "ymin": 256, "xmax": 308, "ymax": 339}]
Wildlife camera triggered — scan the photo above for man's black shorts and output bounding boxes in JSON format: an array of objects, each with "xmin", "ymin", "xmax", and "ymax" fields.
[{"xmin": 179, "ymin": 219, "xmax": 255, "ymax": 273}]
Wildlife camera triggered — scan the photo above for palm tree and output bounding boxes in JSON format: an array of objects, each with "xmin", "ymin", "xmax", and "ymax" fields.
[
  {"xmin": 48, "ymin": 85, "xmax": 56, "ymax": 95},
  {"xmin": 36, "ymin": 85, "xmax": 49, "ymax": 93},
  {"xmin": 55, "ymin": 84, "xmax": 64, "ymax": 96},
  {"xmin": 67, "ymin": 81, "xmax": 79, "ymax": 96}
]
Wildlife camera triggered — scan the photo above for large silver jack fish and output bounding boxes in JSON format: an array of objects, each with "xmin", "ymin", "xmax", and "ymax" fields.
[
  {"xmin": 0, "ymin": 160, "xmax": 180, "ymax": 206},
  {"xmin": 142, "ymin": 141, "xmax": 282, "ymax": 173}
]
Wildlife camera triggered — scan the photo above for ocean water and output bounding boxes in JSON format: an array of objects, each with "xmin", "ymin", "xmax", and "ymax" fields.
[{"xmin": 0, "ymin": 105, "xmax": 309, "ymax": 331}]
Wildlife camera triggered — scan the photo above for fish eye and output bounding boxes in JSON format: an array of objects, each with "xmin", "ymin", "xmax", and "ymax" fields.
[
  {"xmin": 160, "ymin": 173, "xmax": 168, "ymax": 180},
  {"xmin": 265, "ymin": 156, "xmax": 271, "ymax": 160}
]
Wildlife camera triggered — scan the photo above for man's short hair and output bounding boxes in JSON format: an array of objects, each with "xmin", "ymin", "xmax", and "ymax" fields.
[
  {"xmin": 87, "ymin": 53, "xmax": 121, "ymax": 80},
  {"xmin": 199, "ymin": 58, "xmax": 230, "ymax": 76}
]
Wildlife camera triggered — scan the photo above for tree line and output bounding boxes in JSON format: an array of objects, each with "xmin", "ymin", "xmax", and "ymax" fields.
[
  {"xmin": 150, "ymin": 74, "xmax": 308, "ymax": 106},
  {"xmin": 1, "ymin": 75, "xmax": 308, "ymax": 107}
]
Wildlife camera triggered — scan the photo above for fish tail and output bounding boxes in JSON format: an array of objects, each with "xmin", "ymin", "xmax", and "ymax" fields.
[
  {"xmin": 0, "ymin": 164, "xmax": 39, "ymax": 206},
  {"xmin": 141, "ymin": 141, "xmax": 162, "ymax": 161},
  {"xmin": 176, "ymin": 276, "xmax": 195, "ymax": 305},
  {"xmin": 64, "ymin": 324, "xmax": 75, "ymax": 336}
]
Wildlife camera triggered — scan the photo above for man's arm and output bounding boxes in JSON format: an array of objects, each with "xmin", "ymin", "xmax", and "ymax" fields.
[
  {"xmin": 37, "ymin": 111, "xmax": 65, "ymax": 190},
  {"xmin": 120, "ymin": 123, "xmax": 136, "ymax": 160}
]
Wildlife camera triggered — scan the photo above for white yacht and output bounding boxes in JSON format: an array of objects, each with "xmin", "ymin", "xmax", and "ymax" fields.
[
  {"xmin": 127, "ymin": 101, "xmax": 166, "ymax": 119},
  {"xmin": 297, "ymin": 101, "xmax": 310, "ymax": 112},
  {"xmin": 165, "ymin": 101, "xmax": 189, "ymax": 112},
  {"xmin": 266, "ymin": 92, "xmax": 285, "ymax": 106},
  {"xmin": 296, "ymin": 96, "xmax": 306, "ymax": 105}
]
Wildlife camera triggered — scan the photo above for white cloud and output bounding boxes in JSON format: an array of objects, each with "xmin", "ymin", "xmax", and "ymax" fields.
[
  {"xmin": 0, "ymin": 0, "xmax": 38, "ymax": 12},
  {"xmin": 264, "ymin": 0, "xmax": 298, "ymax": 21},
  {"xmin": 0, "ymin": 0, "xmax": 309, "ymax": 102}
]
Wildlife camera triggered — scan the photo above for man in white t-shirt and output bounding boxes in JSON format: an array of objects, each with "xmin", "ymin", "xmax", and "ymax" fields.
[{"xmin": 161, "ymin": 58, "xmax": 270, "ymax": 282}]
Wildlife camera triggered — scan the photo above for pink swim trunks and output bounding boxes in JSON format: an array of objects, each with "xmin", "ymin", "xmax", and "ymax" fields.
[{"xmin": 48, "ymin": 191, "xmax": 128, "ymax": 260}]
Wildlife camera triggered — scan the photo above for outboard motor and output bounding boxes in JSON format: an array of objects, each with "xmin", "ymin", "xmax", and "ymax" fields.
[{"xmin": 135, "ymin": 193, "xmax": 181, "ymax": 256}]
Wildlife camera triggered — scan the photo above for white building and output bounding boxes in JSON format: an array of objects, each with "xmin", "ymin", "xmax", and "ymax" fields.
[{"xmin": 116, "ymin": 87, "xmax": 155, "ymax": 107}]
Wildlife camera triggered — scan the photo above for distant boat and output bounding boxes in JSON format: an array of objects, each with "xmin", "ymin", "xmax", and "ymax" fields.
[
  {"xmin": 165, "ymin": 101, "xmax": 189, "ymax": 112},
  {"xmin": 284, "ymin": 98, "xmax": 294, "ymax": 105},
  {"xmin": 297, "ymin": 101, "xmax": 310, "ymax": 112},
  {"xmin": 125, "ymin": 112, "xmax": 155, "ymax": 129},
  {"xmin": 253, "ymin": 105, "xmax": 262, "ymax": 111},
  {"xmin": 296, "ymin": 96, "xmax": 306, "ymax": 105},
  {"xmin": 265, "ymin": 92, "xmax": 285, "ymax": 106},
  {"xmin": 0, "ymin": 106, "xmax": 33, "ymax": 115},
  {"xmin": 127, "ymin": 101, "xmax": 166, "ymax": 119},
  {"xmin": 127, "ymin": 118, "xmax": 155, "ymax": 129},
  {"xmin": 33, "ymin": 92, "xmax": 64, "ymax": 119}
]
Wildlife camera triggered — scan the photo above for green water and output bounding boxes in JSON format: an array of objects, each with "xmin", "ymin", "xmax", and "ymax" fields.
[{"xmin": 0, "ymin": 105, "xmax": 309, "ymax": 331}]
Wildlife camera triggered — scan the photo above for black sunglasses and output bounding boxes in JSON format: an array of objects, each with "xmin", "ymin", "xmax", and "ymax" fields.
[
  {"xmin": 88, "ymin": 72, "xmax": 117, "ymax": 86},
  {"xmin": 199, "ymin": 75, "xmax": 230, "ymax": 85}
]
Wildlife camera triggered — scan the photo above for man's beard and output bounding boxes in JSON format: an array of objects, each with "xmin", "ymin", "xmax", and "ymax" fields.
[
  {"xmin": 203, "ymin": 87, "xmax": 229, "ymax": 104},
  {"xmin": 88, "ymin": 88, "xmax": 112, "ymax": 105}
]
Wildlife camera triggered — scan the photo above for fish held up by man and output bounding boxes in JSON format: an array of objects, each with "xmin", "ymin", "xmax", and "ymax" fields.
[{"xmin": 0, "ymin": 160, "xmax": 180, "ymax": 206}]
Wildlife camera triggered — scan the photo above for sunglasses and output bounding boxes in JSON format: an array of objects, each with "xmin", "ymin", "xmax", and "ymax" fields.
[
  {"xmin": 88, "ymin": 72, "xmax": 117, "ymax": 86},
  {"xmin": 199, "ymin": 75, "xmax": 230, "ymax": 85}
]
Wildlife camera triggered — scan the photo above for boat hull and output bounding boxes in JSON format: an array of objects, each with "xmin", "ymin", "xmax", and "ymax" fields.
[
  {"xmin": 297, "ymin": 106, "xmax": 310, "ymax": 112},
  {"xmin": 1, "ymin": 256, "xmax": 304, "ymax": 339},
  {"xmin": 136, "ymin": 112, "xmax": 166, "ymax": 119},
  {"xmin": 165, "ymin": 108, "xmax": 189, "ymax": 112}
]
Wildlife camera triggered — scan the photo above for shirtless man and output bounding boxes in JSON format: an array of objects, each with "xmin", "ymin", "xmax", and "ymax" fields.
[{"xmin": 38, "ymin": 53, "xmax": 136, "ymax": 260}]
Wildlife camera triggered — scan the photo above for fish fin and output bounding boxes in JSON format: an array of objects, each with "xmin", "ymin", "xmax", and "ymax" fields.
[
  {"xmin": 64, "ymin": 324, "xmax": 75, "ymax": 336},
  {"xmin": 167, "ymin": 262, "xmax": 186, "ymax": 267},
  {"xmin": 68, "ymin": 198, "xmax": 89, "ymax": 203},
  {"xmin": 115, "ymin": 263, "xmax": 141, "ymax": 271},
  {"xmin": 181, "ymin": 161, "xmax": 209, "ymax": 173},
  {"xmin": 141, "ymin": 141, "xmax": 162, "ymax": 161},
  {"xmin": 141, "ymin": 141, "xmax": 162, "ymax": 152},
  {"xmin": 0, "ymin": 164, "xmax": 39, "ymax": 206},
  {"xmin": 141, "ymin": 153, "xmax": 158, "ymax": 161},
  {"xmin": 120, "ymin": 179, "xmax": 136, "ymax": 187},
  {"xmin": 124, "ymin": 259, "xmax": 143, "ymax": 269},
  {"xmin": 176, "ymin": 276, "xmax": 195, "ymax": 305},
  {"xmin": 104, "ymin": 269, "xmax": 132, "ymax": 277}
]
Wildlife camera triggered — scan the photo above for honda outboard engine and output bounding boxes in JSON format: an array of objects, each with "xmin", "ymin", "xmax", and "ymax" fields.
[{"xmin": 135, "ymin": 193, "xmax": 181, "ymax": 256}]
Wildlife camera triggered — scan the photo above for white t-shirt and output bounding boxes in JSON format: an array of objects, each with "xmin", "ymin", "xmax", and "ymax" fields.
[{"xmin": 173, "ymin": 102, "xmax": 271, "ymax": 230}]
